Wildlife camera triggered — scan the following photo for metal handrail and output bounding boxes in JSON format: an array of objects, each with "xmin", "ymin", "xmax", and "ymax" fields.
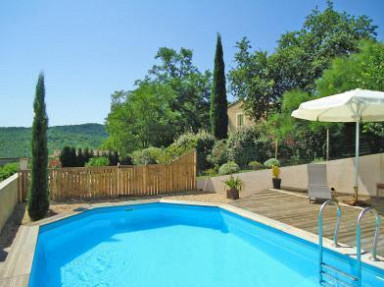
[
  {"xmin": 319, "ymin": 199, "xmax": 342, "ymax": 247},
  {"xmin": 356, "ymin": 207, "xmax": 381, "ymax": 263},
  {"xmin": 319, "ymin": 199, "xmax": 342, "ymax": 284}
]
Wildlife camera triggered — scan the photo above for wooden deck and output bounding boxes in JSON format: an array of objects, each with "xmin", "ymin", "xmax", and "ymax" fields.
[{"xmin": 232, "ymin": 189, "xmax": 384, "ymax": 257}]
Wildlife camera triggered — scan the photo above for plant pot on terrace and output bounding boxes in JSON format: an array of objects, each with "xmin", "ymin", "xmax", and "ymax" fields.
[
  {"xmin": 227, "ymin": 188, "xmax": 239, "ymax": 200},
  {"xmin": 272, "ymin": 165, "xmax": 281, "ymax": 189},
  {"xmin": 272, "ymin": 177, "xmax": 281, "ymax": 189},
  {"xmin": 223, "ymin": 175, "xmax": 243, "ymax": 200}
]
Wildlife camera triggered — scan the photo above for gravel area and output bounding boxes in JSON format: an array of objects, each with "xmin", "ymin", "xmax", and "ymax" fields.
[
  {"xmin": 0, "ymin": 203, "xmax": 27, "ymax": 265},
  {"xmin": 49, "ymin": 191, "xmax": 231, "ymax": 214}
]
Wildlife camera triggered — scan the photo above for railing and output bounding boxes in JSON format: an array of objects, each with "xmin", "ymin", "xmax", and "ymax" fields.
[
  {"xmin": 18, "ymin": 151, "xmax": 196, "ymax": 201},
  {"xmin": 356, "ymin": 207, "xmax": 382, "ymax": 285}
]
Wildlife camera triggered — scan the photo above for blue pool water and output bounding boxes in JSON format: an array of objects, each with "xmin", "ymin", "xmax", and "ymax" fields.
[{"xmin": 29, "ymin": 203, "xmax": 384, "ymax": 287}]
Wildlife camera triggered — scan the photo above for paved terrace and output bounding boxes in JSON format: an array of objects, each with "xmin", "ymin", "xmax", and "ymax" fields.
[{"xmin": 232, "ymin": 189, "xmax": 384, "ymax": 257}]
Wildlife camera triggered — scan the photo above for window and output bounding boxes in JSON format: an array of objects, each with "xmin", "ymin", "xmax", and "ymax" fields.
[{"xmin": 236, "ymin": 113, "xmax": 244, "ymax": 128}]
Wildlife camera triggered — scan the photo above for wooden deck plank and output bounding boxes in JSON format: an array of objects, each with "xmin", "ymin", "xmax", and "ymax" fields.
[{"xmin": 232, "ymin": 189, "xmax": 384, "ymax": 257}]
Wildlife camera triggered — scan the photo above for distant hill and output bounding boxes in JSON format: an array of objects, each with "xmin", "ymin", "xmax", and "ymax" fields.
[{"xmin": 0, "ymin": 123, "xmax": 108, "ymax": 158}]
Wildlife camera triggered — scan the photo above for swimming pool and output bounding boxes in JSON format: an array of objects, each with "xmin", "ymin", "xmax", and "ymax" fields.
[{"xmin": 29, "ymin": 202, "xmax": 383, "ymax": 287}]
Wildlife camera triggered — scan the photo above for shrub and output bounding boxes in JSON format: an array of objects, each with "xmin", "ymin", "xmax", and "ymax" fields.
[
  {"xmin": 120, "ymin": 156, "xmax": 133, "ymax": 165},
  {"xmin": 218, "ymin": 161, "xmax": 240, "ymax": 175},
  {"xmin": 264, "ymin": 158, "xmax": 280, "ymax": 168},
  {"xmin": 227, "ymin": 127, "xmax": 266, "ymax": 168},
  {"xmin": 174, "ymin": 130, "xmax": 215, "ymax": 172},
  {"xmin": 131, "ymin": 147, "xmax": 163, "ymax": 165},
  {"xmin": 248, "ymin": 161, "xmax": 264, "ymax": 170},
  {"xmin": 85, "ymin": 157, "xmax": 110, "ymax": 167},
  {"xmin": 207, "ymin": 139, "xmax": 228, "ymax": 167},
  {"xmin": 202, "ymin": 168, "xmax": 218, "ymax": 177},
  {"xmin": 156, "ymin": 144, "xmax": 183, "ymax": 164},
  {"xmin": 0, "ymin": 162, "xmax": 19, "ymax": 181}
]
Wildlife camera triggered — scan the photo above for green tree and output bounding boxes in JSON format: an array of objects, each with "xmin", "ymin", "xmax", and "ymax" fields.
[
  {"xmin": 316, "ymin": 40, "xmax": 384, "ymax": 138},
  {"xmin": 229, "ymin": 38, "xmax": 273, "ymax": 120},
  {"xmin": 229, "ymin": 1, "xmax": 377, "ymax": 120},
  {"xmin": 105, "ymin": 83, "xmax": 178, "ymax": 156},
  {"xmin": 210, "ymin": 34, "xmax": 228, "ymax": 139},
  {"xmin": 145, "ymin": 47, "xmax": 212, "ymax": 133},
  {"xmin": 69, "ymin": 147, "xmax": 77, "ymax": 167},
  {"xmin": 59, "ymin": 146, "xmax": 71, "ymax": 167},
  {"xmin": 28, "ymin": 73, "xmax": 49, "ymax": 221},
  {"xmin": 83, "ymin": 147, "xmax": 92, "ymax": 163},
  {"xmin": 76, "ymin": 148, "xmax": 85, "ymax": 167}
]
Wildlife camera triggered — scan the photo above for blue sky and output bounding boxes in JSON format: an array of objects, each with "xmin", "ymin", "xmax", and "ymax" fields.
[{"xmin": 1, "ymin": 0, "xmax": 383, "ymax": 127}]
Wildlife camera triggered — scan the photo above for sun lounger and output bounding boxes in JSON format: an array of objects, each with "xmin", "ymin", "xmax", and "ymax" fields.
[{"xmin": 308, "ymin": 163, "xmax": 333, "ymax": 202}]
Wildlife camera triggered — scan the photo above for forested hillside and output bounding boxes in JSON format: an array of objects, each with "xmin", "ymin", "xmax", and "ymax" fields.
[{"xmin": 0, "ymin": 123, "xmax": 108, "ymax": 158}]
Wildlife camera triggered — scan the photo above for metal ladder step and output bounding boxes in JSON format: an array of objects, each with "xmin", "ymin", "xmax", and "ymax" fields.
[
  {"xmin": 319, "ymin": 201, "xmax": 381, "ymax": 287},
  {"xmin": 321, "ymin": 263, "xmax": 358, "ymax": 281},
  {"xmin": 321, "ymin": 271, "xmax": 356, "ymax": 287}
]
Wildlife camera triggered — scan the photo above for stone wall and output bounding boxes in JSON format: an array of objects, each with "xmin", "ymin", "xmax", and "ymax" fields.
[{"xmin": 198, "ymin": 153, "xmax": 384, "ymax": 198}]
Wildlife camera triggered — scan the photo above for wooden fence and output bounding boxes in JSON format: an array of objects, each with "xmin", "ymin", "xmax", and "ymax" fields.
[{"xmin": 18, "ymin": 151, "xmax": 196, "ymax": 201}]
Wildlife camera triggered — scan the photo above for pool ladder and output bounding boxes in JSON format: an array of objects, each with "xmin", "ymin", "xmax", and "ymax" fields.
[{"xmin": 318, "ymin": 199, "xmax": 381, "ymax": 287}]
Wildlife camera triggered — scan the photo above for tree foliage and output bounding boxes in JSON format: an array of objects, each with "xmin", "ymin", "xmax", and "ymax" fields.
[
  {"xmin": 85, "ymin": 156, "xmax": 110, "ymax": 167},
  {"xmin": 105, "ymin": 47, "xmax": 212, "ymax": 156},
  {"xmin": 144, "ymin": 47, "xmax": 212, "ymax": 133},
  {"xmin": 229, "ymin": 1, "xmax": 377, "ymax": 120},
  {"xmin": 210, "ymin": 34, "xmax": 228, "ymax": 139},
  {"xmin": 105, "ymin": 83, "xmax": 177, "ymax": 156},
  {"xmin": 316, "ymin": 40, "xmax": 384, "ymax": 137},
  {"xmin": 0, "ymin": 162, "xmax": 19, "ymax": 181},
  {"xmin": 28, "ymin": 73, "xmax": 49, "ymax": 221},
  {"xmin": 226, "ymin": 126, "xmax": 268, "ymax": 168},
  {"xmin": 0, "ymin": 124, "xmax": 107, "ymax": 158}
]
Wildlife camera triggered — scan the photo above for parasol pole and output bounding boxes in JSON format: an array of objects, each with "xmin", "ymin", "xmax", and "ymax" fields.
[{"xmin": 354, "ymin": 120, "xmax": 360, "ymax": 202}]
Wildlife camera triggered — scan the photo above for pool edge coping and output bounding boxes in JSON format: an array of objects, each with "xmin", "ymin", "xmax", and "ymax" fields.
[{"xmin": 1, "ymin": 198, "xmax": 383, "ymax": 286}]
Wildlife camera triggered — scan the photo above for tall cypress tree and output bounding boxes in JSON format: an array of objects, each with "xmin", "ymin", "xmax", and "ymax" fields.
[
  {"xmin": 210, "ymin": 34, "xmax": 228, "ymax": 139},
  {"xmin": 69, "ymin": 147, "xmax": 77, "ymax": 167},
  {"xmin": 28, "ymin": 73, "xmax": 49, "ymax": 221},
  {"xmin": 59, "ymin": 146, "xmax": 71, "ymax": 167}
]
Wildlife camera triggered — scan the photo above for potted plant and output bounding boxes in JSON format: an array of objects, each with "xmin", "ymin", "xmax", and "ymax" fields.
[
  {"xmin": 223, "ymin": 175, "xmax": 243, "ymax": 200},
  {"xmin": 272, "ymin": 165, "xmax": 281, "ymax": 189}
]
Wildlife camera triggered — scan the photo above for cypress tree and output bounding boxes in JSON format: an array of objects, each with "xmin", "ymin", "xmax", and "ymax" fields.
[
  {"xmin": 60, "ymin": 146, "xmax": 71, "ymax": 167},
  {"xmin": 69, "ymin": 147, "xmax": 77, "ymax": 167},
  {"xmin": 77, "ymin": 148, "xmax": 84, "ymax": 167},
  {"xmin": 210, "ymin": 34, "xmax": 228, "ymax": 139},
  {"xmin": 28, "ymin": 73, "xmax": 49, "ymax": 221}
]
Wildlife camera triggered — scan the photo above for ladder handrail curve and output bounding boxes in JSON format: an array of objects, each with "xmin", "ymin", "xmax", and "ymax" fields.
[
  {"xmin": 356, "ymin": 207, "xmax": 381, "ymax": 262},
  {"xmin": 319, "ymin": 199, "xmax": 342, "ymax": 247},
  {"xmin": 319, "ymin": 199, "xmax": 342, "ymax": 285}
]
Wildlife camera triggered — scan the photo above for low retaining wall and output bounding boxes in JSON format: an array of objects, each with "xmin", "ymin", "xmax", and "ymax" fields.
[
  {"xmin": 198, "ymin": 153, "xmax": 384, "ymax": 198},
  {"xmin": 0, "ymin": 174, "xmax": 19, "ymax": 231}
]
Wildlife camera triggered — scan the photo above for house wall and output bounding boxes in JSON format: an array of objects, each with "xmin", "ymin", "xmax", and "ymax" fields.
[
  {"xmin": 227, "ymin": 102, "xmax": 255, "ymax": 132},
  {"xmin": 0, "ymin": 174, "xmax": 19, "ymax": 232},
  {"xmin": 197, "ymin": 153, "xmax": 384, "ymax": 198}
]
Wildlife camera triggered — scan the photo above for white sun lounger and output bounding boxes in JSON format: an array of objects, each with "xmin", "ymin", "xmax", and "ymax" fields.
[{"xmin": 308, "ymin": 163, "xmax": 333, "ymax": 202}]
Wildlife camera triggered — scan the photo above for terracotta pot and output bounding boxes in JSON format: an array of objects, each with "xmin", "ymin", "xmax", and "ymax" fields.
[
  {"xmin": 272, "ymin": 178, "xmax": 281, "ymax": 189},
  {"xmin": 226, "ymin": 188, "xmax": 239, "ymax": 200}
]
